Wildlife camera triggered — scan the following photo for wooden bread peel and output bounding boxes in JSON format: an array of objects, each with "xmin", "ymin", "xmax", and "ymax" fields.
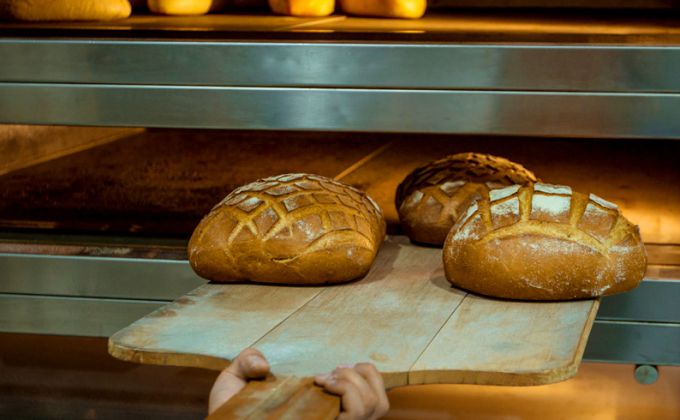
[
  {"xmin": 207, "ymin": 376, "xmax": 340, "ymax": 420},
  {"xmin": 109, "ymin": 236, "xmax": 598, "ymax": 418}
]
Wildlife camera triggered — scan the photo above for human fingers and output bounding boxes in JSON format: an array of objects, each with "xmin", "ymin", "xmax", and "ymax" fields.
[
  {"xmin": 353, "ymin": 363, "xmax": 389, "ymax": 418},
  {"xmin": 208, "ymin": 348, "xmax": 270, "ymax": 414},
  {"xmin": 315, "ymin": 366, "xmax": 384, "ymax": 420}
]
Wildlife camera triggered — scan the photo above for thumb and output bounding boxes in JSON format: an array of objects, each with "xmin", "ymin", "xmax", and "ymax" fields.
[{"xmin": 208, "ymin": 348, "xmax": 270, "ymax": 414}]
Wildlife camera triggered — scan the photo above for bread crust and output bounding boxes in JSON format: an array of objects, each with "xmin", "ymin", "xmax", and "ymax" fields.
[
  {"xmin": 188, "ymin": 173, "xmax": 385, "ymax": 285},
  {"xmin": 2, "ymin": 0, "xmax": 131, "ymax": 21},
  {"xmin": 443, "ymin": 183, "xmax": 647, "ymax": 300},
  {"xmin": 268, "ymin": 0, "xmax": 335, "ymax": 16},
  {"xmin": 396, "ymin": 152, "xmax": 538, "ymax": 245},
  {"xmin": 147, "ymin": 0, "xmax": 227, "ymax": 15},
  {"xmin": 339, "ymin": 0, "xmax": 426, "ymax": 18}
]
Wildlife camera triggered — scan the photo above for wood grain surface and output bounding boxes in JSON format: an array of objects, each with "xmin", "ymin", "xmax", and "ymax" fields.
[
  {"xmin": 410, "ymin": 295, "xmax": 599, "ymax": 386},
  {"xmin": 207, "ymin": 376, "xmax": 339, "ymax": 420},
  {"xmin": 109, "ymin": 283, "xmax": 324, "ymax": 371},
  {"xmin": 109, "ymin": 236, "xmax": 598, "ymax": 388}
]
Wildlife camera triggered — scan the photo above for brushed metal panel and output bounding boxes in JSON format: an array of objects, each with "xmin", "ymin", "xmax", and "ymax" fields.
[
  {"xmin": 584, "ymin": 321, "xmax": 680, "ymax": 366},
  {"xmin": 3, "ymin": 83, "xmax": 680, "ymax": 138},
  {"xmin": 2, "ymin": 40, "xmax": 680, "ymax": 92},
  {"xmin": 598, "ymin": 280, "xmax": 680, "ymax": 324},
  {"xmin": 0, "ymin": 294, "xmax": 163, "ymax": 338},
  {"xmin": 0, "ymin": 254, "xmax": 204, "ymax": 300}
]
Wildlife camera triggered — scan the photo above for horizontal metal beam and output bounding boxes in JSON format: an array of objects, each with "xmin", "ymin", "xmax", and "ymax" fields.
[
  {"xmin": 597, "ymin": 280, "xmax": 680, "ymax": 323},
  {"xmin": 584, "ymin": 320, "xmax": 680, "ymax": 366},
  {"xmin": 3, "ymin": 83, "xmax": 680, "ymax": 138},
  {"xmin": 0, "ymin": 253, "xmax": 204, "ymax": 301},
  {"xmin": 3, "ymin": 40, "xmax": 680, "ymax": 93},
  {"xmin": 0, "ymin": 294, "xmax": 162, "ymax": 338}
]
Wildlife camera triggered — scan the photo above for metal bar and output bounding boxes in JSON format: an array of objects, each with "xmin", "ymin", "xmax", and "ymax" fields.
[
  {"xmin": 2, "ymin": 40, "xmax": 680, "ymax": 92},
  {"xmin": 3, "ymin": 83, "xmax": 680, "ymax": 138},
  {"xmin": 0, "ymin": 254, "xmax": 204, "ymax": 300},
  {"xmin": 0, "ymin": 294, "xmax": 163, "ymax": 338},
  {"xmin": 598, "ymin": 280, "xmax": 680, "ymax": 323},
  {"xmin": 584, "ymin": 320, "xmax": 680, "ymax": 366}
]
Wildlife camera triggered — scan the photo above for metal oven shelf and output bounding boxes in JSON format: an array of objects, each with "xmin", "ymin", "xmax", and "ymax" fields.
[{"xmin": 3, "ymin": 11, "xmax": 680, "ymax": 137}]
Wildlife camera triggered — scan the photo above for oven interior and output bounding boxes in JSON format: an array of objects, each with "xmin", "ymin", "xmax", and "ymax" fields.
[{"xmin": 1, "ymin": 3, "xmax": 680, "ymax": 419}]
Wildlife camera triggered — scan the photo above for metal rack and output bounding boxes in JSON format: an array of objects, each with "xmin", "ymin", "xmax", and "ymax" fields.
[{"xmin": 0, "ymin": 11, "xmax": 678, "ymax": 368}]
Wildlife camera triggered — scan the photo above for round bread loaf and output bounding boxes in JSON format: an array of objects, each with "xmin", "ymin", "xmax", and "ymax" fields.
[
  {"xmin": 148, "ymin": 0, "xmax": 226, "ymax": 15},
  {"xmin": 443, "ymin": 183, "xmax": 647, "ymax": 300},
  {"xmin": 1, "ymin": 0, "xmax": 131, "ymax": 21},
  {"xmin": 188, "ymin": 173, "xmax": 385, "ymax": 285},
  {"xmin": 268, "ymin": 0, "xmax": 334, "ymax": 16},
  {"xmin": 396, "ymin": 153, "xmax": 538, "ymax": 245},
  {"xmin": 339, "ymin": 0, "xmax": 426, "ymax": 19}
]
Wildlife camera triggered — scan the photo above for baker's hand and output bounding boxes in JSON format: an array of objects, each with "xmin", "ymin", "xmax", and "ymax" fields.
[
  {"xmin": 208, "ymin": 349, "xmax": 389, "ymax": 420},
  {"xmin": 315, "ymin": 363, "xmax": 390, "ymax": 420},
  {"xmin": 208, "ymin": 348, "xmax": 270, "ymax": 414}
]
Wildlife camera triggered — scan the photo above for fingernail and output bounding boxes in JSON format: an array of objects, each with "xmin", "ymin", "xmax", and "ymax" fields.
[
  {"xmin": 246, "ymin": 355, "xmax": 266, "ymax": 370},
  {"xmin": 337, "ymin": 364, "xmax": 354, "ymax": 369},
  {"xmin": 314, "ymin": 373, "xmax": 330, "ymax": 384}
]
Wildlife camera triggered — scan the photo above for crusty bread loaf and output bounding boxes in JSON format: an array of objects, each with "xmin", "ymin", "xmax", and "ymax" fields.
[
  {"xmin": 443, "ymin": 183, "xmax": 647, "ymax": 300},
  {"xmin": 396, "ymin": 153, "xmax": 538, "ymax": 245},
  {"xmin": 188, "ymin": 173, "xmax": 385, "ymax": 285},
  {"xmin": 1, "ymin": 0, "xmax": 131, "ymax": 21},
  {"xmin": 147, "ymin": 0, "xmax": 226, "ymax": 15},
  {"xmin": 268, "ymin": 0, "xmax": 334, "ymax": 16},
  {"xmin": 339, "ymin": 0, "xmax": 426, "ymax": 18}
]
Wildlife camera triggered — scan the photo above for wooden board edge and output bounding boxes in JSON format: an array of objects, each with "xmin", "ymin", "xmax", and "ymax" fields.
[
  {"xmin": 380, "ymin": 371, "xmax": 410, "ymax": 390},
  {"xmin": 107, "ymin": 336, "xmax": 229, "ymax": 371},
  {"xmin": 567, "ymin": 298, "xmax": 601, "ymax": 368},
  {"xmin": 406, "ymin": 365, "xmax": 580, "ymax": 387}
]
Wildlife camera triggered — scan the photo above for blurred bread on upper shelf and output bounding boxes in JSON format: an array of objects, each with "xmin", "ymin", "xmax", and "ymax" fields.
[
  {"xmin": 340, "ymin": 0, "xmax": 426, "ymax": 19},
  {"xmin": 147, "ymin": 0, "xmax": 227, "ymax": 15},
  {"xmin": 0, "ymin": 0, "xmax": 131, "ymax": 21},
  {"xmin": 268, "ymin": 0, "xmax": 335, "ymax": 17}
]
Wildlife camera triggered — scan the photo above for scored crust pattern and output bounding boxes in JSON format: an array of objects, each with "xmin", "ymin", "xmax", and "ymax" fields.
[
  {"xmin": 396, "ymin": 152, "xmax": 538, "ymax": 245},
  {"xmin": 444, "ymin": 183, "xmax": 647, "ymax": 300},
  {"xmin": 188, "ymin": 173, "xmax": 385, "ymax": 284}
]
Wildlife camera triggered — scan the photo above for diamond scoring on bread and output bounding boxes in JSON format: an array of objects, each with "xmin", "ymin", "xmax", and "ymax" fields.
[
  {"xmin": 396, "ymin": 152, "xmax": 538, "ymax": 245},
  {"xmin": 188, "ymin": 173, "xmax": 385, "ymax": 285},
  {"xmin": 444, "ymin": 182, "xmax": 647, "ymax": 300}
]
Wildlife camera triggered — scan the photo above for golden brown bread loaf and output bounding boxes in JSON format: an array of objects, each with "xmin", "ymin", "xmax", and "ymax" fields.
[
  {"xmin": 1, "ymin": 0, "xmax": 131, "ymax": 21},
  {"xmin": 339, "ymin": 0, "xmax": 426, "ymax": 18},
  {"xmin": 147, "ymin": 0, "xmax": 227, "ymax": 15},
  {"xmin": 268, "ymin": 0, "xmax": 334, "ymax": 16},
  {"xmin": 188, "ymin": 173, "xmax": 385, "ymax": 285},
  {"xmin": 396, "ymin": 152, "xmax": 538, "ymax": 246},
  {"xmin": 443, "ymin": 183, "xmax": 647, "ymax": 300}
]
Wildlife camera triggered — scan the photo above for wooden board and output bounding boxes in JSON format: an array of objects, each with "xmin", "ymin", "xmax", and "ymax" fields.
[{"xmin": 109, "ymin": 236, "xmax": 598, "ymax": 387}]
